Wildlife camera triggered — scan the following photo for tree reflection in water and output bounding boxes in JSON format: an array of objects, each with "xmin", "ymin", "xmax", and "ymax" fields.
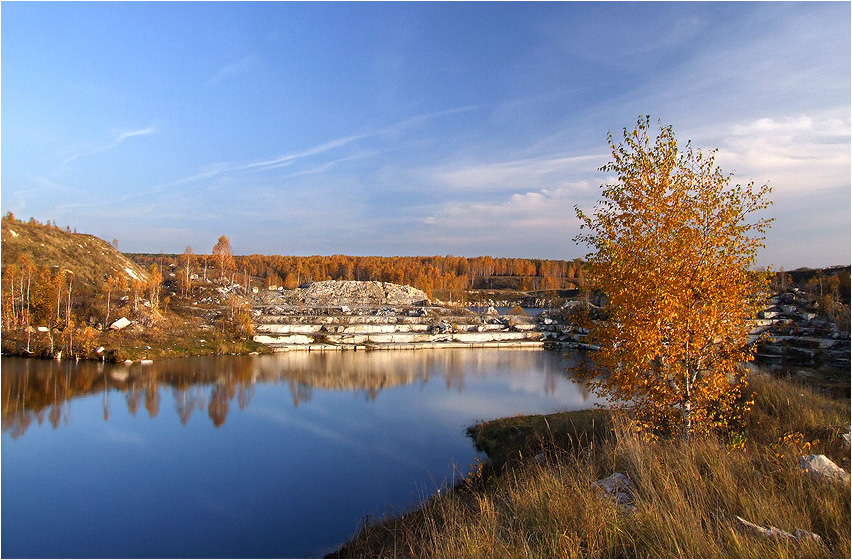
[{"xmin": 2, "ymin": 350, "xmax": 592, "ymax": 438}]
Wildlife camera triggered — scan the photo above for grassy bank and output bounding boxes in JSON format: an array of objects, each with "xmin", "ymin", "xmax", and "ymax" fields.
[
  {"xmin": 332, "ymin": 370, "xmax": 850, "ymax": 558},
  {"xmin": 0, "ymin": 316, "xmax": 270, "ymax": 362}
]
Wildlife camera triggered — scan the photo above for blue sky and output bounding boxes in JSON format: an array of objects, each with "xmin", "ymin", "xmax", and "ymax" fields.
[{"xmin": 2, "ymin": 2, "xmax": 849, "ymax": 268}]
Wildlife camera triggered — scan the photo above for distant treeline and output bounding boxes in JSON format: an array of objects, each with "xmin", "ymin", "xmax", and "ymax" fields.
[{"xmin": 129, "ymin": 252, "xmax": 587, "ymax": 296}]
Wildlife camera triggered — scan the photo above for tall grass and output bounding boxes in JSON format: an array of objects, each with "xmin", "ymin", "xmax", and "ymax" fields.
[{"xmin": 332, "ymin": 370, "xmax": 850, "ymax": 558}]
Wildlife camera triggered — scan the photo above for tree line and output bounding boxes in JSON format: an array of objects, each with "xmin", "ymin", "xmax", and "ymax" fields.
[{"xmin": 131, "ymin": 237, "xmax": 587, "ymax": 299}]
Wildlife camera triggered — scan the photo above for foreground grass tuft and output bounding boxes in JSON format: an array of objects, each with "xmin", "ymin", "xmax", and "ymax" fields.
[{"xmin": 331, "ymin": 370, "xmax": 850, "ymax": 558}]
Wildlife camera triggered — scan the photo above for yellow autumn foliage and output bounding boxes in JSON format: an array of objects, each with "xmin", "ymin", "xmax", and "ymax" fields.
[{"xmin": 574, "ymin": 116, "xmax": 773, "ymax": 440}]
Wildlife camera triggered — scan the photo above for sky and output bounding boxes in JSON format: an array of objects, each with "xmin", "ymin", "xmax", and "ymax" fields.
[{"xmin": 2, "ymin": 2, "xmax": 850, "ymax": 268}]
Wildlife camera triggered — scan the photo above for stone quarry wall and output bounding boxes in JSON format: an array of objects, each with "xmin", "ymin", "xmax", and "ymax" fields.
[
  {"xmin": 251, "ymin": 280, "xmax": 542, "ymax": 351},
  {"xmin": 251, "ymin": 282, "xmax": 850, "ymax": 363}
]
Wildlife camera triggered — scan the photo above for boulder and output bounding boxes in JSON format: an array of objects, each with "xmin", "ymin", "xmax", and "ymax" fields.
[
  {"xmin": 799, "ymin": 454, "xmax": 850, "ymax": 484},
  {"xmin": 110, "ymin": 317, "xmax": 131, "ymax": 330},
  {"xmin": 592, "ymin": 472, "xmax": 636, "ymax": 512}
]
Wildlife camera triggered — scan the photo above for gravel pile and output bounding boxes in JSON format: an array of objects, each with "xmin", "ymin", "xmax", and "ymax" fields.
[{"xmin": 295, "ymin": 281, "xmax": 428, "ymax": 307}]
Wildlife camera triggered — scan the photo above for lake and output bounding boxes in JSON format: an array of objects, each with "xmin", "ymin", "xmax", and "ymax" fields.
[{"xmin": 1, "ymin": 349, "xmax": 600, "ymax": 558}]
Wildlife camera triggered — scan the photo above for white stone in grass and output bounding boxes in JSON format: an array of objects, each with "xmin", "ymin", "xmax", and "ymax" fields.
[
  {"xmin": 110, "ymin": 317, "xmax": 131, "ymax": 330},
  {"xmin": 591, "ymin": 472, "xmax": 636, "ymax": 512},
  {"xmin": 734, "ymin": 516, "xmax": 822, "ymax": 544},
  {"xmin": 798, "ymin": 454, "xmax": 850, "ymax": 484}
]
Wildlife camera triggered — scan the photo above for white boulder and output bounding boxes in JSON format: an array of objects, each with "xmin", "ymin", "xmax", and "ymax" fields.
[
  {"xmin": 799, "ymin": 454, "xmax": 850, "ymax": 484},
  {"xmin": 110, "ymin": 317, "xmax": 131, "ymax": 330}
]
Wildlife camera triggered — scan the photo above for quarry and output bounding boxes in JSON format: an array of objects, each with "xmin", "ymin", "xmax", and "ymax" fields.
[
  {"xmin": 251, "ymin": 280, "xmax": 546, "ymax": 351},
  {"xmin": 249, "ymin": 280, "xmax": 851, "ymax": 373}
]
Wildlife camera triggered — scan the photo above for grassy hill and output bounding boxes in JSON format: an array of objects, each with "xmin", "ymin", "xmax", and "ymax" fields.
[
  {"xmin": 1, "ymin": 215, "xmax": 148, "ymax": 291},
  {"xmin": 1, "ymin": 214, "xmax": 261, "ymax": 360}
]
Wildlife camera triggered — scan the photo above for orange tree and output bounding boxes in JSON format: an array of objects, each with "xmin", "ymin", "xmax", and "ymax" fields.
[{"xmin": 574, "ymin": 117, "xmax": 773, "ymax": 440}]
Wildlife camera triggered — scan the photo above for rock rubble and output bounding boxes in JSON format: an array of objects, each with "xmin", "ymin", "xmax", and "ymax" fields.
[{"xmin": 290, "ymin": 281, "xmax": 429, "ymax": 307}]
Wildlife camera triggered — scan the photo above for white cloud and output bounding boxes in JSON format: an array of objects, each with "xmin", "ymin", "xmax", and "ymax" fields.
[
  {"xmin": 391, "ymin": 182, "xmax": 597, "ymax": 258},
  {"xmin": 63, "ymin": 126, "xmax": 156, "ymax": 165},
  {"xmin": 713, "ymin": 113, "xmax": 851, "ymax": 193}
]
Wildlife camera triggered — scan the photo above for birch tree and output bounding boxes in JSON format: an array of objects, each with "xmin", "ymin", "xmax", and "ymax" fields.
[
  {"xmin": 212, "ymin": 235, "xmax": 235, "ymax": 281},
  {"xmin": 178, "ymin": 245, "xmax": 195, "ymax": 297},
  {"xmin": 574, "ymin": 117, "xmax": 773, "ymax": 440}
]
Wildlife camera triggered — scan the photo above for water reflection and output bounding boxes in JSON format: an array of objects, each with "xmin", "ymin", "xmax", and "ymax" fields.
[
  {"xmin": 2, "ymin": 351, "xmax": 591, "ymax": 438},
  {"xmin": 2, "ymin": 349, "xmax": 598, "ymax": 558}
]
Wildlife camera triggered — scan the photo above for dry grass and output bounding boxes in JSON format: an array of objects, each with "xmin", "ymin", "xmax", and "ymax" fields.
[
  {"xmin": 1, "ymin": 215, "xmax": 147, "ymax": 291},
  {"xmin": 332, "ymin": 370, "xmax": 850, "ymax": 558}
]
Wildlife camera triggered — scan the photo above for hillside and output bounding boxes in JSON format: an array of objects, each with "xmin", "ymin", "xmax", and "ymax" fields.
[
  {"xmin": 1, "ymin": 215, "xmax": 261, "ymax": 360},
  {"xmin": 1, "ymin": 215, "xmax": 147, "ymax": 291}
]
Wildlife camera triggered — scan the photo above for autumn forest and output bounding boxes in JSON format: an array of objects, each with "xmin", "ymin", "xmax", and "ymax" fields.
[{"xmin": 130, "ymin": 245, "xmax": 585, "ymax": 297}]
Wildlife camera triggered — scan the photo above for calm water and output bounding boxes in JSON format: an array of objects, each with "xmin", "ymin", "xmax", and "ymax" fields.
[{"xmin": 1, "ymin": 349, "xmax": 599, "ymax": 558}]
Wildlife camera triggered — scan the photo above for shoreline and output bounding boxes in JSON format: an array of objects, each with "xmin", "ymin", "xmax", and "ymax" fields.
[
  {"xmin": 327, "ymin": 369, "xmax": 851, "ymax": 558},
  {"xmin": 0, "ymin": 338, "xmax": 551, "ymax": 362}
]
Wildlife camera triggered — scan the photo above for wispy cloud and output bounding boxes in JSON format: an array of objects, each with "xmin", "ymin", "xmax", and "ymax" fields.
[
  {"xmin": 243, "ymin": 106, "xmax": 481, "ymax": 174},
  {"xmin": 63, "ymin": 127, "xmax": 156, "ymax": 165},
  {"xmin": 243, "ymin": 133, "xmax": 371, "ymax": 173},
  {"xmin": 208, "ymin": 54, "xmax": 259, "ymax": 84},
  {"xmin": 30, "ymin": 175, "xmax": 75, "ymax": 192},
  {"xmin": 280, "ymin": 151, "xmax": 377, "ymax": 179},
  {"xmin": 115, "ymin": 127, "xmax": 156, "ymax": 142},
  {"xmin": 156, "ymin": 105, "xmax": 481, "ymax": 189},
  {"xmin": 135, "ymin": 136, "xmax": 359, "ymax": 197},
  {"xmin": 433, "ymin": 153, "xmax": 604, "ymax": 192}
]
